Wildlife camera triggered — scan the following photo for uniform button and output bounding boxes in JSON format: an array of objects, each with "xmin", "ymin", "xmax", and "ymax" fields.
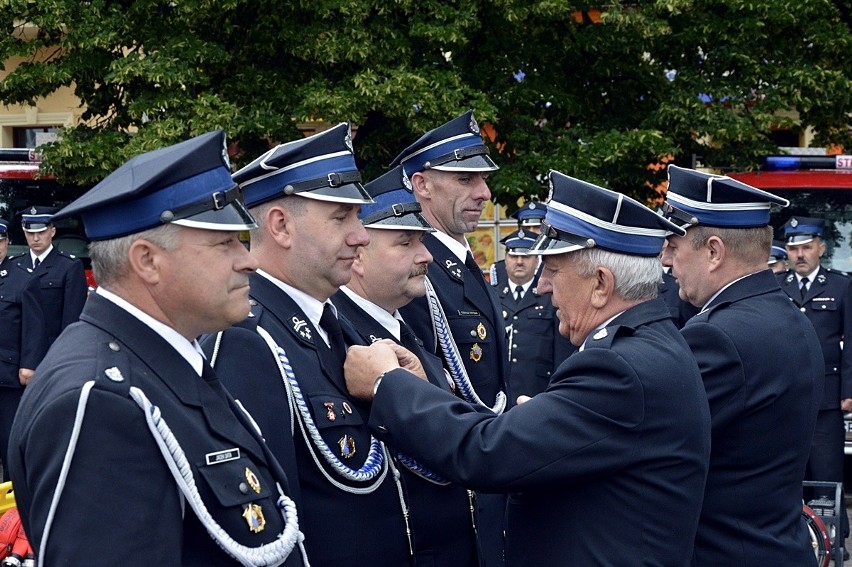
[
  {"xmin": 800, "ymin": 307, "xmax": 806, "ymax": 312},
  {"xmin": 512, "ymin": 344, "xmax": 518, "ymax": 349},
  {"xmin": 470, "ymin": 330, "xmax": 477, "ymax": 337},
  {"xmin": 108, "ymin": 341, "xmax": 120, "ymax": 352},
  {"xmin": 239, "ymin": 482, "xmax": 249, "ymax": 495},
  {"xmin": 511, "ymin": 358, "xmax": 517, "ymax": 363},
  {"xmin": 513, "ymin": 316, "xmax": 519, "ymax": 320},
  {"xmin": 821, "ymin": 305, "xmax": 827, "ymax": 309}
]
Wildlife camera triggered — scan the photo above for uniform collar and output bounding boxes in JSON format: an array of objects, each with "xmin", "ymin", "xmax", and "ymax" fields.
[
  {"xmin": 432, "ymin": 230, "xmax": 470, "ymax": 263},
  {"xmin": 95, "ymin": 286, "xmax": 205, "ymax": 375},
  {"xmin": 339, "ymin": 285, "xmax": 401, "ymax": 340}
]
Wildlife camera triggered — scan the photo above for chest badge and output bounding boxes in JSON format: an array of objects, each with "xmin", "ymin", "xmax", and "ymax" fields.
[
  {"xmin": 242, "ymin": 504, "xmax": 266, "ymax": 533},
  {"xmin": 339, "ymin": 435, "xmax": 356, "ymax": 459},
  {"xmin": 324, "ymin": 402, "xmax": 337, "ymax": 422},
  {"xmin": 476, "ymin": 322, "xmax": 487, "ymax": 340},
  {"xmin": 470, "ymin": 343, "xmax": 483, "ymax": 362},
  {"xmin": 291, "ymin": 316, "xmax": 312, "ymax": 340},
  {"xmin": 445, "ymin": 259, "xmax": 462, "ymax": 279},
  {"xmin": 245, "ymin": 467, "xmax": 261, "ymax": 494},
  {"xmin": 593, "ymin": 328, "xmax": 608, "ymax": 340}
]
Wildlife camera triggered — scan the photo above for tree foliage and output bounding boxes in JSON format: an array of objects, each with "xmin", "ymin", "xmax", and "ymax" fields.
[{"xmin": 0, "ymin": 0, "xmax": 850, "ymax": 205}]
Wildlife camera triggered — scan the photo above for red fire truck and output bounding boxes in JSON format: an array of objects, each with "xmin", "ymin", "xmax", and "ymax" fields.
[
  {"xmin": 0, "ymin": 148, "xmax": 94, "ymax": 287},
  {"xmin": 728, "ymin": 154, "xmax": 852, "ymax": 272}
]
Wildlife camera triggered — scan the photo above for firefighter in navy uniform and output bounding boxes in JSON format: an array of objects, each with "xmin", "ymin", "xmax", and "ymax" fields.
[
  {"xmin": 331, "ymin": 165, "xmax": 479, "ymax": 565},
  {"xmin": 489, "ymin": 200, "xmax": 547, "ymax": 291},
  {"xmin": 202, "ymin": 125, "xmax": 417, "ymax": 566},
  {"xmin": 0, "ymin": 219, "xmax": 47, "ymax": 482},
  {"xmin": 19, "ymin": 205, "xmax": 88, "ymax": 345},
  {"xmin": 7, "ymin": 132, "xmax": 308, "ymax": 566},
  {"xmin": 779, "ymin": 216, "xmax": 852, "ymax": 558},
  {"xmin": 498, "ymin": 229, "xmax": 575, "ymax": 399},
  {"xmin": 392, "ymin": 110, "xmax": 508, "ymax": 566}
]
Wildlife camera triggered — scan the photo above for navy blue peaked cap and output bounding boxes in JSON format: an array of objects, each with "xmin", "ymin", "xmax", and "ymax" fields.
[
  {"xmin": 769, "ymin": 239, "xmax": 788, "ymax": 263},
  {"xmin": 53, "ymin": 131, "xmax": 256, "ymax": 241},
  {"xmin": 0, "ymin": 218, "xmax": 8, "ymax": 238},
  {"xmin": 359, "ymin": 166, "xmax": 432, "ymax": 231},
  {"xmin": 662, "ymin": 164, "xmax": 788, "ymax": 229},
  {"xmin": 783, "ymin": 216, "xmax": 825, "ymax": 245},
  {"xmin": 530, "ymin": 170, "xmax": 686, "ymax": 257},
  {"xmin": 20, "ymin": 205, "xmax": 59, "ymax": 232},
  {"xmin": 501, "ymin": 229, "xmax": 537, "ymax": 254},
  {"xmin": 234, "ymin": 123, "xmax": 372, "ymax": 208},
  {"xmin": 511, "ymin": 200, "xmax": 547, "ymax": 226},
  {"xmin": 390, "ymin": 110, "xmax": 498, "ymax": 179}
]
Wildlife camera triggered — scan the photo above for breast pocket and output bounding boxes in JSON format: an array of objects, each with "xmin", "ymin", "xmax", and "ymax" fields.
[
  {"xmin": 39, "ymin": 277, "xmax": 65, "ymax": 307},
  {"xmin": 306, "ymin": 393, "xmax": 369, "ymax": 465},
  {"xmin": 809, "ymin": 299, "xmax": 838, "ymax": 313}
]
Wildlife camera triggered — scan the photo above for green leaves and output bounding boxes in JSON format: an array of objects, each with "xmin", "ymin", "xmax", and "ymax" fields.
[{"xmin": 0, "ymin": 0, "xmax": 849, "ymax": 204}]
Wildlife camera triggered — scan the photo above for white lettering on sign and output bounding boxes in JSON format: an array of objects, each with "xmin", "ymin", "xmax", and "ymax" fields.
[{"xmin": 836, "ymin": 155, "xmax": 852, "ymax": 169}]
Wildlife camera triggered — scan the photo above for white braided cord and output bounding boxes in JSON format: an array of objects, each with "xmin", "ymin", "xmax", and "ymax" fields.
[
  {"xmin": 424, "ymin": 277, "xmax": 507, "ymax": 414},
  {"xmin": 255, "ymin": 326, "xmax": 387, "ymax": 493},
  {"xmin": 128, "ymin": 386, "xmax": 307, "ymax": 567}
]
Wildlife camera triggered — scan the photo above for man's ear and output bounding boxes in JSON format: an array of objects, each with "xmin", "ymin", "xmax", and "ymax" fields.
[
  {"xmin": 590, "ymin": 266, "xmax": 614, "ymax": 309},
  {"xmin": 410, "ymin": 171, "xmax": 430, "ymax": 201},
  {"xmin": 127, "ymin": 239, "xmax": 164, "ymax": 284},
  {"xmin": 266, "ymin": 205, "xmax": 295, "ymax": 249},
  {"xmin": 705, "ymin": 235, "xmax": 726, "ymax": 271}
]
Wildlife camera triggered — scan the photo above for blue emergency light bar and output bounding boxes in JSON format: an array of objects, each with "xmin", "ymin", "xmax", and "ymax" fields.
[{"xmin": 764, "ymin": 155, "xmax": 840, "ymax": 171}]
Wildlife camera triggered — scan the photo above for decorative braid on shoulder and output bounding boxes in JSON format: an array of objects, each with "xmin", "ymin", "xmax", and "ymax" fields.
[
  {"xmin": 424, "ymin": 277, "xmax": 506, "ymax": 414},
  {"xmin": 254, "ymin": 326, "xmax": 388, "ymax": 493}
]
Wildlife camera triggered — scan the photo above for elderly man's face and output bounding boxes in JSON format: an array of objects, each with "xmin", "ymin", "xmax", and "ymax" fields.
[
  {"xmin": 0, "ymin": 237, "xmax": 7, "ymax": 263},
  {"xmin": 786, "ymin": 239, "xmax": 825, "ymax": 277},
  {"xmin": 356, "ymin": 228, "xmax": 433, "ymax": 312},
  {"xmin": 536, "ymin": 253, "xmax": 599, "ymax": 346},
  {"xmin": 156, "ymin": 227, "xmax": 258, "ymax": 339}
]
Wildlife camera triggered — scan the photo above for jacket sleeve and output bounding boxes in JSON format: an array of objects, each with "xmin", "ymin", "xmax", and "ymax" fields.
[
  {"xmin": 60, "ymin": 260, "xmax": 88, "ymax": 332},
  {"xmin": 841, "ymin": 277, "xmax": 852, "ymax": 400},
  {"xmin": 20, "ymin": 275, "xmax": 48, "ymax": 370}
]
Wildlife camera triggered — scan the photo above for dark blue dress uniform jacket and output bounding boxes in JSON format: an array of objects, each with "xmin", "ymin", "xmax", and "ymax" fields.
[
  {"xmin": 29, "ymin": 248, "xmax": 88, "ymax": 345},
  {"xmin": 368, "ymin": 298, "xmax": 711, "ymax": 567},
  {"xmin": 206, "ymin": 273, "xmax": 410, "ymax": 566},
  {"xmin": 8, "ymin": 293, "xmax": 306, "ymax": 566},
  {"xmin": 332, "ymin": 290, "xmax": 479, "ymax": 566},
  {"xmin": 778, "ymin": 267, "xmax": 852, "ymax": 408},
  {"xmin": 497, "ymin": 281, "xmax": 576, "ymax": 399},
  {"xmin": 400, "ymin": 233, "xmax": 507, "ymax": 405},
  {"xmin": 683, "ymin": 270, "xmax": 823, "ymax": 566},
  {"xmin": 0, "ymin": 254, "xmax": 47, "ymax": 385}
]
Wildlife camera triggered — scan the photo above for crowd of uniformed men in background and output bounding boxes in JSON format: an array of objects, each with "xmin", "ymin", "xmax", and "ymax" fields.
[{"xmin": 0, "ymin": 110, "xmax": 849, "ymax": 566}]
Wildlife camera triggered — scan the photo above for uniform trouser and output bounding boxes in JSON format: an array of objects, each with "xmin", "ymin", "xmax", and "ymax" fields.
[
  {"xmin": 805, "ymin": 408, "xmax": 849, "ymax": 540},
  {"xmin": 0, "ymin": 387, "xmax": 24, "ymax": 482}
]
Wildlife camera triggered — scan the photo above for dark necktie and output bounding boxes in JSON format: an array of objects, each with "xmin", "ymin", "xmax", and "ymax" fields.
[
  {"xmin": 397, "ymin": 319, "xmax": 421, "ymax": 353},
  {"xmin": 319, "ymin": 303, "xmax": 346, "ymax": 367},
  {"xmin": 515, "ymin": 285, "xmax": 524, "ymax": 302},
  {"xmin": 800, "ymin": 277, "xmax": 809, "ymax": 301},
  {"xmin": 33, "ymin": 257, "xmax": 41, "ymax": 270}
]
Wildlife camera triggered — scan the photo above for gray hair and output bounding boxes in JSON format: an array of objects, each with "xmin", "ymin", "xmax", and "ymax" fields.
[
  {"xmin": 89, "ymin": 223, "xmax": 182, "ymax": 287},
  {"xmin": 570, "ymin": 247, "xmax": 661, "ymax": 301}
]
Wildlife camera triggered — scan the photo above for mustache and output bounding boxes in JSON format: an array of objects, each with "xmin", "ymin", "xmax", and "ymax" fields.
[{"xmin": 409, "ymin": 265, "xmax": 428, "ymax": 277}]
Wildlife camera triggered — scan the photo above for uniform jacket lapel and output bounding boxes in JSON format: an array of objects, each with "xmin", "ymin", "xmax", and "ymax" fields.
[{"xmin": 80, "ymin": 293, "xmax": 266, "ymax": 463}]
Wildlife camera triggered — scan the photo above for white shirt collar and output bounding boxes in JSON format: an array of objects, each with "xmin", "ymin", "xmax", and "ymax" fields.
[
  {"xmin": 31, "ymin": 245, "xmax": 53, "ymax": 265},
  {"xmin": 796, "ymin": 266, "xmax": 820, "ymax": 285},
  {"xmin": 432, "ymin": 230, "xmax": 470, "ymax": 263},
  {"xmin": 340, "ymin": 286, "xmax": 401, "ymax": 340},
  {"xmin": 256, "ymin": 268, "xmax": 335, "ymax": 345},
  {"xmin": 96, "ymin": 287, "xmax": 205, "ymax": 376}
]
